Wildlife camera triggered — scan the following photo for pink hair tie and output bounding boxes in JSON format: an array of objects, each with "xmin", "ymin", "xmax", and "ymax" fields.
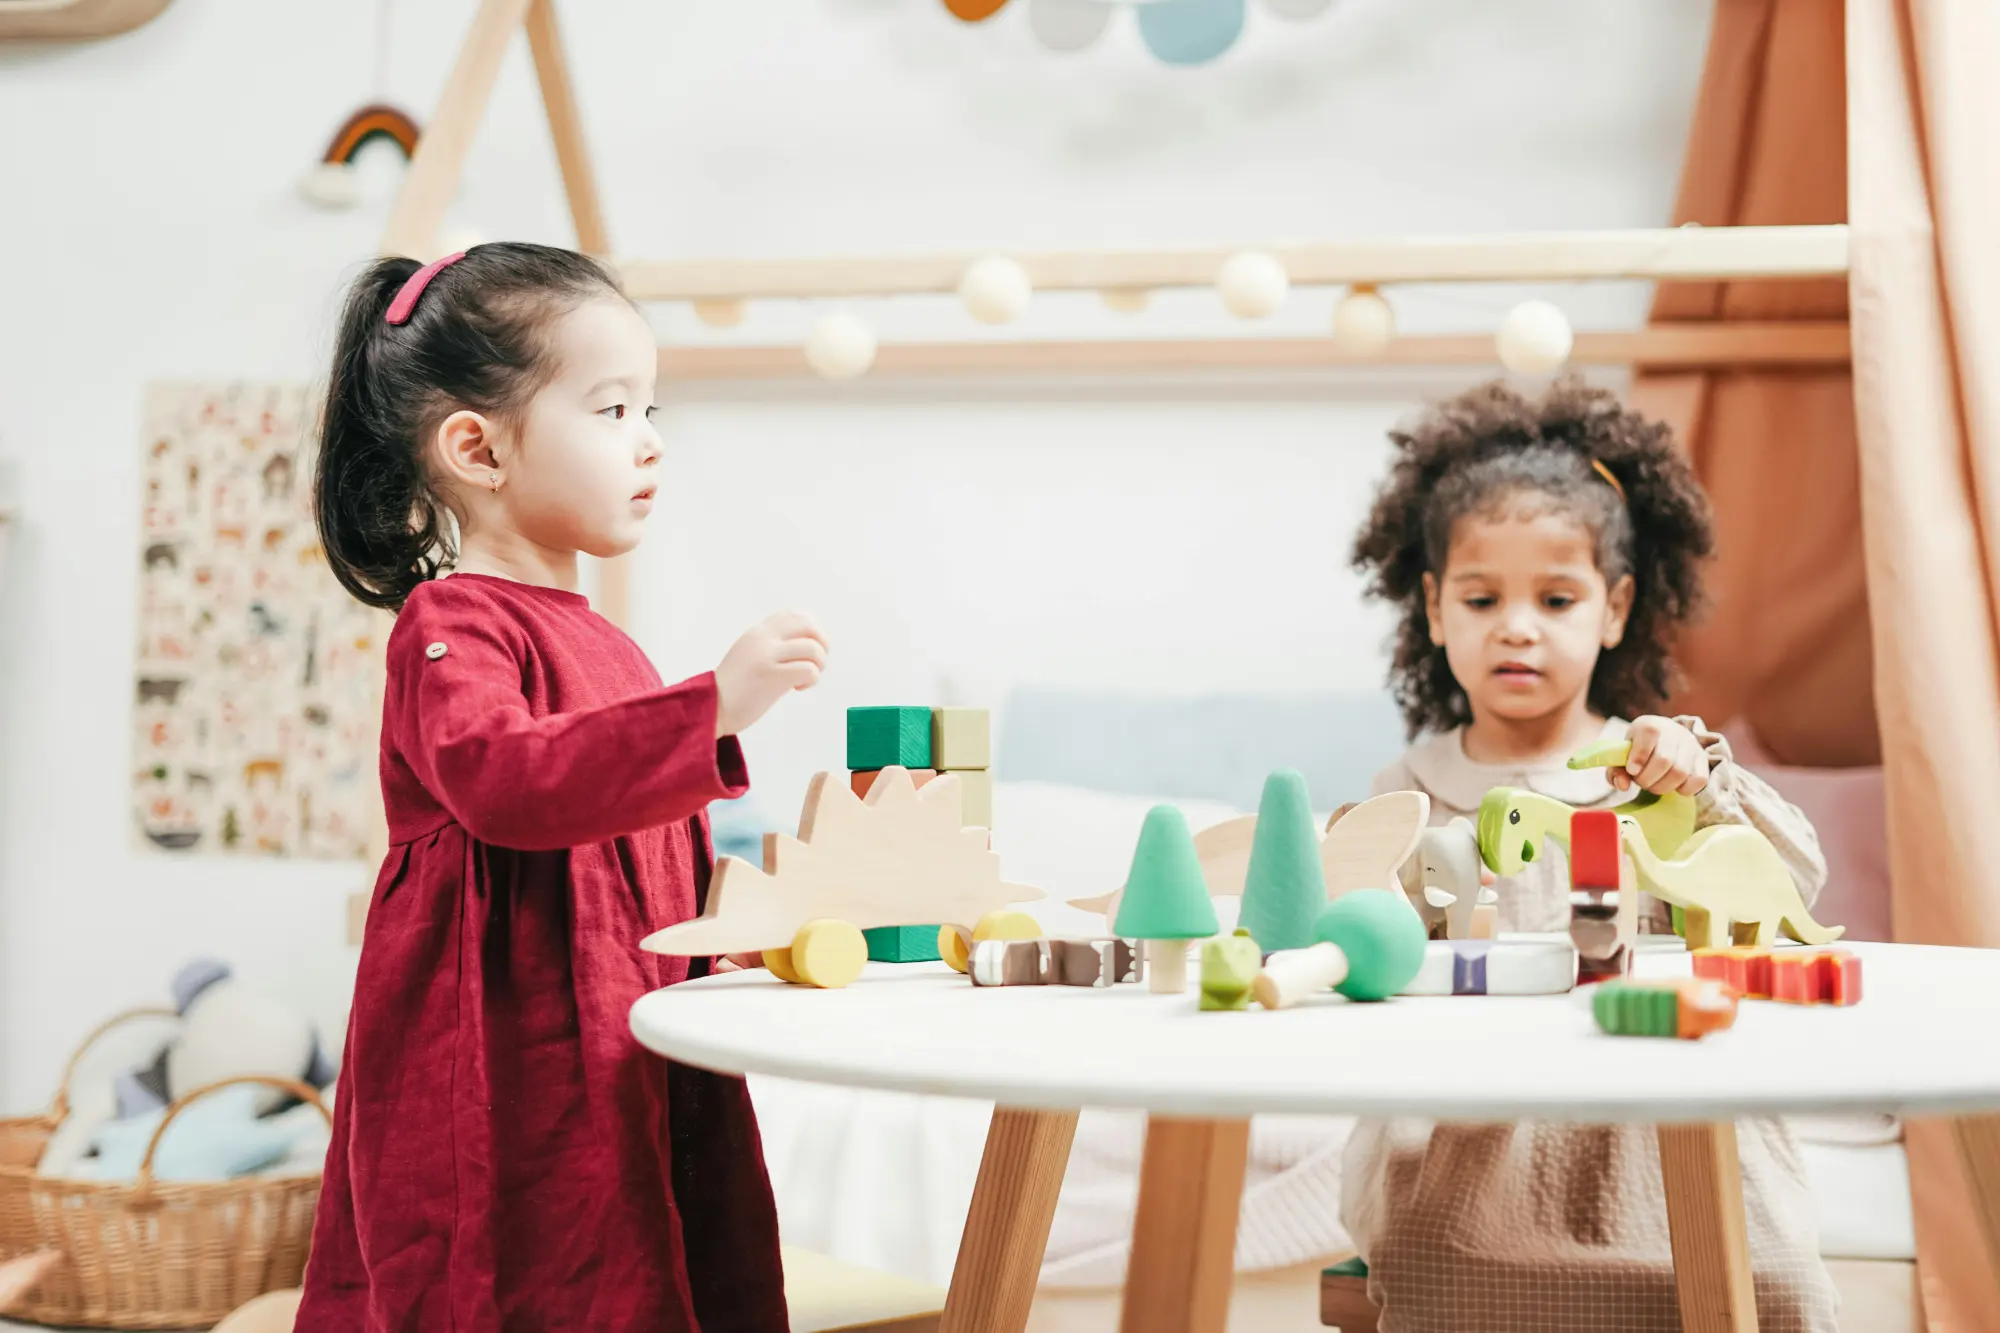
[{"xmin": 385, "ymin": 251, "xmax": 466, "ymax": 326}]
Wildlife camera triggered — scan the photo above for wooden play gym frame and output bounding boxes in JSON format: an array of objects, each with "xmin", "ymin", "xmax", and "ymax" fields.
[{"xmin": 356, "ymin": 18, "xmax": 1864, "ymax": 1329}]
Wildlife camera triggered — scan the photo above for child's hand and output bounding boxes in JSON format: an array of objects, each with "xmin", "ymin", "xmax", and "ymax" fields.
[
  {"xmin": 713, "ymin": 952, "xmax": 763, "ymax": 974},
  {"xmin": 1611, "ymin": 716, "xmax": 1710, "ymax": 796},
  {"xmin": 714, "ymin": 613, "xmax": 828, "ymax": 738}
]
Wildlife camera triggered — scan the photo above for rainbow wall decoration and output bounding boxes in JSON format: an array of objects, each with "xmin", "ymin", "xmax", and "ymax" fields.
[{"xmin": 299, "ymin": 103, "xmax": 423, "ymax": 210}]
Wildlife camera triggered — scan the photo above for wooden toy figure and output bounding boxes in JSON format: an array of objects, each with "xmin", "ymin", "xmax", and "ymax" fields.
[
  {"xmin": 1114, "ymin": 805, "xmax": 1221, "ymax": 994},
  {"xmin": 1593, "ymin": 978, "xmax": 1740, "ymax": 1040},
  {"xmin": 1199, "ymin": 929, "xmax": 1264, "ymax": 1010},
  {"xmin": 1567, "ymin": 808, "xmax": 1635, "ymax": 985},
  {"xmin": 1237, "ymin": 771, "xmax": 1328, "ymax": 952}
]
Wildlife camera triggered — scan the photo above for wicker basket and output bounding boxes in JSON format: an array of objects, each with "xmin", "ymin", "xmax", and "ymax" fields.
[{"xmin": 0, "ymin": 1009, "xmax": 329, "ymax": 1328}]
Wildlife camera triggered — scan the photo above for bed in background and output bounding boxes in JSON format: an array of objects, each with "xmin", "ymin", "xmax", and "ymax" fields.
[{"xmin": 734, "ymin": 686, "xmax": 1919, "ymax": 1329}]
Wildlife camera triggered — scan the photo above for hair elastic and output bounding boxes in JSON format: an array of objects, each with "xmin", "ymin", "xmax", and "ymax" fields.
[
  {"xmin": 1590, "ymin": 458, "xmax": 1627, "ymax": 504},
  {"xmin": 385, "ymin": 251, "xmax": 467, "ymax": 326}
]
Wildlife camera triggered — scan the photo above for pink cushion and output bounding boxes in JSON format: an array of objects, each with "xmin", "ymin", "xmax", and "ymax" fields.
[{"xmin": 1722, "ymin": 724, "xmax": 1890, "ymax": 942}]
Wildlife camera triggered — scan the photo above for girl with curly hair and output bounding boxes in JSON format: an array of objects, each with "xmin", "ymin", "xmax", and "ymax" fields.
[{"xmin": 1340, "ymin": 379, "xmax": 1838, "ymax": 1331}]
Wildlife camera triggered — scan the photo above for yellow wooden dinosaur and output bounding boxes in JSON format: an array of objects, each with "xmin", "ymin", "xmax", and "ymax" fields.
[{"xmin": 1477, "ymin": 785, "xmax": 1844, "ymax": 950}]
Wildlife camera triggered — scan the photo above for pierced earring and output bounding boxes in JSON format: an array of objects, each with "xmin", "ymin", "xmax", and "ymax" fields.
[{"xmin": 488, "ymin": 473, "xmax": 501, "ymax": 493}]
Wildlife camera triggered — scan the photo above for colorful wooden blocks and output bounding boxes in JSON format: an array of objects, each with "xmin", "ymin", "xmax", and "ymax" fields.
[
  {"xmin": 1592, "ymin": 977, "xmax": 1740, "ymax": 1040},
  {"xmin": 849, "ymin": 707, "xmax": 992, "ymax": 830},
  {"xmin": 1691, "ymin": 946, "xmax": 1862, "ymax": 1006},
  {"xmin": 863, "ymin": 924, "xmax": 944, "ymax": 964},
  {"xmin": 847, "ymin": 707, "xmax": 934, "ymax": 771},
  {"xmin": 931, "ymin": 708, "xmax": 991, "ymax": 771},
  {"xmin": 1569, "ymin": 808, "xmax": 1635, "ymax": 986}
]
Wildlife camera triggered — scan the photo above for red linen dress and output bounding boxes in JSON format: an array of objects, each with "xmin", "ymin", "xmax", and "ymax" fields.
[{"xmin": 297, "ymin": 574, "xmax": 788, "ymax": 1332}]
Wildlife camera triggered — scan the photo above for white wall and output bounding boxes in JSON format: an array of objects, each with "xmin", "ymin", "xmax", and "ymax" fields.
[{"xmin": 0, "ymin": 0, "xmax": 1707, "ymax": 1109}]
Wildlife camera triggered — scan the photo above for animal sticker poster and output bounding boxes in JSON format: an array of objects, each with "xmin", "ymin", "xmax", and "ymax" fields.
[{"xmin": 133, "ymin": 383, "xmax": 380, "ymax": 859}]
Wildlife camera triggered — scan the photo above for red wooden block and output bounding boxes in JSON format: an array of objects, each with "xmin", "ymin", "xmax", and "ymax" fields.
[
  {"xmin": 850, "ymin": 768, "xmax": 937, "ymax": 798},
  {"xmin": 1693, "ymin": 947, "xmax": 1773, "ymax": 999},
  {"xmin": 1569, "ymin": 809, "xmax": 1623, "ymax": 889},
  {"xmin": 1771, "ymin": 952, "xmax": 1819, "ymax": 1004},
  {"xmin": 1813, "ymin": 950, "xmax": 1863, "ymax": 1005}
]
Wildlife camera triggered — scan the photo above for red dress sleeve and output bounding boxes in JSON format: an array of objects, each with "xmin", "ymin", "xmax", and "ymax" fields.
[{"xmin": 387, "ymin": 589, "xmax": 748, "ymax": 850}]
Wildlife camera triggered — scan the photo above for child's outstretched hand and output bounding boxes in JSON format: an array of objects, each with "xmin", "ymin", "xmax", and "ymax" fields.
[
  {"xmin": 714, "ymin": 612, "xmax": 828, "ymax": 738},
  {"xmin": 1612, "ymin": 715, "xmax": 1710, "ymax": 796}
]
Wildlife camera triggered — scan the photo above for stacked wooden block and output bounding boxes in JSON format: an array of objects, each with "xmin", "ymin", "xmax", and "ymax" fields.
[
  {"xmin": 846, "ymin": 705, "xmax": 994, "ymax": 965},
  {"xmin": 1692, "ymin": 946, "xmax": 1863, "ymax": 1006},
  {"xmin": 845, "ymin": 706, "xmax": 992, "ymax": 827}
]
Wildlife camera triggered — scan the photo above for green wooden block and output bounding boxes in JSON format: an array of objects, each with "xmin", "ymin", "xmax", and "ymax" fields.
[
  {"xmin": 1592, "ymin": 981, "xmax": 1680, "ymax": 1037},
  {"xmin": 1322, "ymin": 1257, "xmax": 1369, "ymax": 1279},
  {"xmin": 847, "ymin": 707, "xmax": 933, "ymax": 771},
  {"xmin": 864, "ymin": 925, "xmax": 943, "ymax": 963}
]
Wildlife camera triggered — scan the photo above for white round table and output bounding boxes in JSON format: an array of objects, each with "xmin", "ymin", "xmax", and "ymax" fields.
[{"xmin": 631, "ymin": 941, "xmax": 2000, "ymax": 1333}]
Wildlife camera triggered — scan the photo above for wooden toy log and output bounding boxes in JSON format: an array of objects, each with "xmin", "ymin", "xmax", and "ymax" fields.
[{"xmin": 1252, "ymin": 943, "xmax": 1349, "ymax": 1010}]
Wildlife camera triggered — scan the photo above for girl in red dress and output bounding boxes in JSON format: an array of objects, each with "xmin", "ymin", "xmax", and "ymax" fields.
[{"xmin": 297, "ymin": 243, "xmax": 825, "ymax": 1331}]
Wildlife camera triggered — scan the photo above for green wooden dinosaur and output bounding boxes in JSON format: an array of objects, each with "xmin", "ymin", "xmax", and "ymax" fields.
[{"xmin": 1476, "ymin": 784, "xmax": 1844, "ymax": 950}]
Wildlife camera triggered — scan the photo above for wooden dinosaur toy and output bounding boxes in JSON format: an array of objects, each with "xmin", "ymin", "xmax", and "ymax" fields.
[
  {"xmin": 1476, "ymin": 787, "xmax": 1844, "ymax": 951},
  {"xmin": 1567, "ymin": 737, "xmax": 1699, "ymax": 936}
]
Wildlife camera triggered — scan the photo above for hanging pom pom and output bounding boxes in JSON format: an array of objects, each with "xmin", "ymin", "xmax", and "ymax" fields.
[
  {"xmin": 298, "ymin": 162, "xmax": 360, "ymax": 210},
  {"xmin": 1495, "ymin": 300, "xmax": 1575, "ymax": 375},
  {"xmin": 1217, "ymin": 251, "xmax": 1289, "ymax": 319},
  {"xmin": 1138, "ymin": 0, "xmax": 1247, "ymax": 66},
  {"xmin": 1331, "ymin": 286, "xmax": 1395, "ymax": 356},
  {"xmin": 1028, "ymin": 0, "xmax": 1112, "ymax": 51},
  {"xmin": 806, "ymin": 314, "xmax": 878, "ymax": 381},
  {"xmin": 958, "ymin": 256, "xmax": 1033, "ymax": 325}
]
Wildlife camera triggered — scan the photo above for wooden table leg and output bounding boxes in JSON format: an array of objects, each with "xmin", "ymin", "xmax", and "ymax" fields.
[
  {"xmin": 1657, "ymin": 1122, "xmax": 1760, "ymax": 1333},
  {"xmin": 1953, "ymin": 1113, "xmax": 2000, "ymax": 1279},
  {"xmin": 1119, "ymin": 1116, "xmax": 1251, "ymax": 1333},
  {"xmin": 939, "ymin": 1106, "xmax": 1079, "ymax": 1333}
]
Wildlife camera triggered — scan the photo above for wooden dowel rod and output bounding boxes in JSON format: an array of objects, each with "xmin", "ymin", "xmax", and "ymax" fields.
[
  {"xmin": 621, "ymin": 225, "xmax": 1848, "ymax": 301},
  {"xmin": 380, "ymin": 0, "xmax": 534, "ymax": 259},
  {"xmin": 525, "ymin": 0, "xmax": 610, "ymax": 255},
  {"xmin": 657, "ymin": 322, "xmax": 1849, "ymax": 382}
]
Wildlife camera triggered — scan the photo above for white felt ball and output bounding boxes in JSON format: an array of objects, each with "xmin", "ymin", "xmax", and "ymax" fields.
[
  {"xmin": 958, "ymin": 256, "xmax": 1032, "ymax": 325},
  {"xmin": 298, "ymin": 162, "xmax": 360, "ymax": 210},
  {"xmin": 693, "ymin": 298, "xmax": 747, "ymax": 329},
  {"xmin": 805, "ymin": 314, "xmax": 878, "ymax": 381},
  {"xmin": 1331, "ymin": 288, "xmax": 1396, "ymax": 355},
  {"xmin": 1496, "ymin": 299, "xmax": 1575, "ymax": 375},
  {"xmin": 167, "ymin": 982, "xmax": 315, "ymax": 1115},
  {"xmin": 1217, "ymin": 251, "xmax": 1289, "ymax": 319},
  {"xmin": 1028, "ymin": 0, "xmax": 1112, "ymax": 51}
]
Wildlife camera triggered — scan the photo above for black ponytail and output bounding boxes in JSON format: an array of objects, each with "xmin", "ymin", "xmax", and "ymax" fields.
[{"xmin": 313, "ymin": 242, "xmax": 624, "ymax": 610}]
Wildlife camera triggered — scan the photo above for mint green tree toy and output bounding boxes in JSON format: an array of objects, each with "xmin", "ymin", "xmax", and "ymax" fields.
[
  {"xmin": 1115, "ymin": 805, "xmax": 1220, "ymax": 995},
  {"xmin": 1237, "ymin": 770, "xmax": 1327, "ymax": 953}
]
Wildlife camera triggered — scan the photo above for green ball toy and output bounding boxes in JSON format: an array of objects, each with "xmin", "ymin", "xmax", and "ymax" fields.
[{"xmin": 1314, "ymin": 889, "xmax": 1427, "ymax": 1001}]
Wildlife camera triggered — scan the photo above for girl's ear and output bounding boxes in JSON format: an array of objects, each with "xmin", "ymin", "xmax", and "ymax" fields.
[
  {"xmin": 1422, "ymin": 572, "xmax": 1446, "ymax": 647},
  {"xmin": 1602, "ymin": 573, "xmax": 1636, "ymax": 648},
  {"xmin": 431, "ymin": 409, "xmax": 504, "ymax": 494}
]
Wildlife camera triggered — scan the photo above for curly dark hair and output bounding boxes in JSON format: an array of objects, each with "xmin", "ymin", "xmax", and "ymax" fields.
[{"xmin": 1352, "ymin": 377, "xmax": 1716, "ymax": 738}]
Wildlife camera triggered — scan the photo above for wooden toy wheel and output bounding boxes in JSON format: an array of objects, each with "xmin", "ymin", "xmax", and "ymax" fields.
[
  {"xmin": 940, "ymin": 909, "xmax": 1042, "ymax": 974},
  {"xmin": 763, "ymin": 948, "xmax": 804, "ymax": 984},
  {"xmin": 792, "ymin": 920, "xmax": 868, "ymax": 989}
]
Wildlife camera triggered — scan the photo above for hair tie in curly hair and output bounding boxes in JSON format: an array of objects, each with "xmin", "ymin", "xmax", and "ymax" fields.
[
  {"xmin": 1590, "ymin": 457, "xmax": 1627, "ymax": 505},
  {"xmin": 385, "ymin": 251, "xmax": 467, "ymax": 326}
]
